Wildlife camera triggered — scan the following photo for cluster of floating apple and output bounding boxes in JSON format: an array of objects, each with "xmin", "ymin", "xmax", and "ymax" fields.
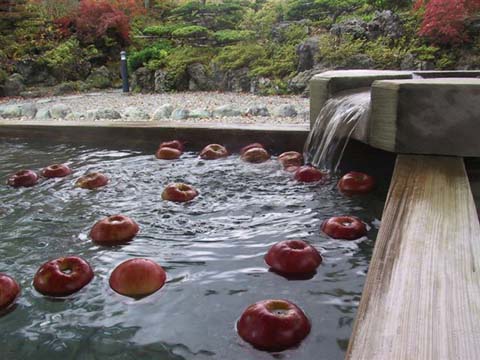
[{"xmin": 1, "ymin": 139, "xmax": 376, "ymax": 353}]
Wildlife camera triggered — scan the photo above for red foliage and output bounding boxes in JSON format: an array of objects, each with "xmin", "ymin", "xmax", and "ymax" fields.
[
  {"xmin": 416, "ymin": 0, "xmax": 480, "ymax": 45},
  {"xmin": 56, "ymin": 0, "xmax": 142, "ymax": 46}
]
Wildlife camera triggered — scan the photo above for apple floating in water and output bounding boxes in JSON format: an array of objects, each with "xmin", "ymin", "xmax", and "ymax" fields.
[
  {"xmin": 278, "ymin": 151, "xmax": 303, "ymax": 171},
  {"xmin": 6, "ymin": 170, "xmax": 38, "ymax": 188},
  {"xmin": 0, "ymin": 273, "xmax": 20, "ymax": 311},
  {"xmin": 33, "ymin": 256, "xmax": 94, "ymax": 297},
  {"xmin": 90, "ymin": 215, "xmax": 139, "ymax": 246},
  {"xmin": 294, "ymin": 165, "xmax": 325, "ymax": 182},
  {"xmin": 75, "ymin": 172, "xmax": 108, "ymax": 189},
  {"xmin": 237, "ymin": 299, "xmax": 311, "ymax": 352},
  {"xmin": 109, "ymin": 258, "xmax": 166, "ymax": 299},
  {"xmin": 41, "ymin": 164, "xmax": 72, "ymax": 178},
  {"xmin": 162, "ymin": 183, "xmax": 198, "ymax": 203},
  {"xmin": 240, "ymin": 143, "xmax": 265, "ymax": 156},
  {"xmin": 241, "ymin": 147, "xmax": 271, "ymax": 163},
  {"xmin": 265, "ymin": 240, "xmax": 322, "ymax": 275},
  {"xmin": 321, "ymin": 216, "xmax": 367, "ymax": 240},
  {"xmin": 199, "ymin": 144, "xmax": 228, "ymax": 160},
  {"xmin": 155, "ymin": 147, "xmax": 182, "ymax": 160},
  {"xmin": 159, "ymin": 140, "xmax": 184, "ymax": 153},
  {"xmin": 338, "ymin": 171, "xmax": 375, "ymax": 196}
]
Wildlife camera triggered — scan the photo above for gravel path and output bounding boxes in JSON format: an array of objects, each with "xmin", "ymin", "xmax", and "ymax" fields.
[{"xmin": 0, "ymin": 90, "xmax": 310, "ymax": 125}]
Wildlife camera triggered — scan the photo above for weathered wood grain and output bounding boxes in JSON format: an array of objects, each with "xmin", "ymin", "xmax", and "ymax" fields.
[{"xmin": 346, "ymin": 155, "xmax": 480, "ymax": 360}]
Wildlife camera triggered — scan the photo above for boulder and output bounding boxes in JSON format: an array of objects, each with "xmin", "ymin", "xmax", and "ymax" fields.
[
  {"xmin": 35, "ymin": 108, "xmax": 51, "ymax": 120},
  {"xmin": 131, "ymin": 67, "xmax": 154, "ymax": 93},
  {"xmin": 246, "ymin": 105, "xmax": 270, "ymax": 117},
  {"xmin": 50, "ymin": 104, "xmax": 72, "ymax": 119},
  {"xmin": 171, "ymin": 108, "xmax": 189, "ymax": 120},
  {"xmin": 86, "ymin": 66, "xmax": 114, "ymax": 89},
  {"xmin": 124, "ymin": 106, "xmax": 150, "ymax": 121},
  {"xmin": 2, "ymin": 74, "xmax": 25, "ymax": 97},
  {"xmin": 331, "ymin": 19, "xmax": 368, "ymax": 39},
  {"xmin": 152, "ymin": 104, "xmax": 174, "ymax": 120},
  {"xmin": 187, "ymin": 63, "xmax": 214, "ymax": 91},
  {"xmin": 189, "ymin": 108, "xmax": 211, "ymax": 118},
  {"xmin": 0, "ymin": 103, "xmax": 37, "ymax": 118},
  {"xmin": 88, "ymin": 108, "xmax": 122, "ymax": 120},
  {"xmin": 274, "ymin": 104, "xmax": 298, "ymax": 118},
  {"xmin": 250, "ymin": 77, "xmax": 273, "ymax": 95},
  {"xmin": 367, "ymin": 11, "xmax": 403, "ymax": 40},
  {"xmin": 65, "ymin": 112, "xmax": 86, "ymax": 121},
  {"xmin": 53, "ymin": 82, "xmax": 79, "ymax": 96},
  {"xmin": 226, "ymin": 67, "xmax": 251, "ymax": 93},
  {"xmin": 296, "ymin": 37, "xmax": 320, "ymax": 72},
  {"xmin": 154, "ymin": 70, "xmax": 170, "ymax": 93},
  {"xmin": 213, "ymin": 104, "xmax": 244, "ymax": 117},
  {"xmin": 15, "ymin": 60, "xmax": 55, "ymax": 86},
  {"xmin": 287, "ymin": 67, "xmax": 326, "ymax": 94}
]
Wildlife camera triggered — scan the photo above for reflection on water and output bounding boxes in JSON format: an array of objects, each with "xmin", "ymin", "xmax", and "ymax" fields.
[{"xmin": 0, "ymin": 140, "xmax": 387, "ymax": 360}]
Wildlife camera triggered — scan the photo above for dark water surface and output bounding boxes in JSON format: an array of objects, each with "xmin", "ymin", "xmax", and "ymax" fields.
[{"xmin": 0, "ymin": 139, "xmax": 388, "ymax": 360}]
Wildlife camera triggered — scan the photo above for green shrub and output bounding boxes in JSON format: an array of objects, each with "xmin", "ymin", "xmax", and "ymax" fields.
[
  {"xmin": 128, "ymin": 41, "xmax": 172, "ymax": 71},
  {"xmin": 171, "ymin": 25, "xmax": 209, "ymax": 38},
  {"xmin": 215, "ymin": 43, "xmax": 267, "ymax": 70},
  {"xmin": 40, "ymin": 39, "xmax": 98, "ymax": 80},
  {"xmin": 213, "ymin": 30, "xmax": 256, "ymax": 43},
  {"xmin": 143, "ymin": 24, "xmax": 185, "ymax": 37},
  {"xmin": 250, "ymin": 44, "xmax": 298, "ymax": 77}
]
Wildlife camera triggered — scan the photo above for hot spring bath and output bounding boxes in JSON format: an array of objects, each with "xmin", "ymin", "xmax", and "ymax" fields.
[{"xmin": 0, "ymin": 137, "xmax": 388, "ymax": 360}]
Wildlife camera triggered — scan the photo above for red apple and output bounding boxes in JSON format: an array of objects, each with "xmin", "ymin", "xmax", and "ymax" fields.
[
  {"xmin": 41, "ymin": 163, "xmax": 72, "ymax": 178},
  {"xmin": 278, "ymin": 151, "xmax": 303, "ymax": 169},
  {"xmin": 75, "ymin": 172, "xmax": 108, "ymax": 190},
  {"xmin": 33, "ymin": 256, "xmax": 94, "ymax": 296},
  {"xmin": 162, "ymin": 183, "xmax": 198, "ymax": 203},
  {"xmin": 155, "ymin": 147, "xmax": 182, "ymax": 160},
  {"xmin": 265, "ymin": 240, "xmax": 322, "ymax": 275},
  {"xmin": 338, "ymin": 171, "xmax": 375, "ymax": 196},
  {"xmin": 6, "ymin": 170, "xmax": 38, "ymax": 188},
  {"xmin": 159, "ymin": 140, "xmax": 184, "ymax": 152},
  {"xmin": 241, "ymin": 147, "xmax": 270, "ymax": 163},
  {"xmin": 294, "ymin": 166, "xmax": 325, "ymax": 183},
  {"xmin": 90, "ymin": 215, "xmax": 139, "ymax": 246},
  {"xmin": 109, "ymin": 258, "xmax": 166, "ymax": 298},
  {"xmin": 0, "ymin": 273, "xmax": 20, "ymax": 310},
  {"xmin": 237, "ymin": 299, "xmax": 311, "ymax": 352},
  {"xmin": 321, "ymin": 216, "xmax": 367, "ymax": 240},
  {"xmin": 240, "ymin": 143, "xmax": 264, "ymax": 156},
  {"xmin": 199, "ymin": 144, "xmax": 228, "ymax": 160}
]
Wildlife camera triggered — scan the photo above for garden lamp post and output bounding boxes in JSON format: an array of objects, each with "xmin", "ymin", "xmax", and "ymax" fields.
[{"xmin": 120, "ymin": 50, "xmax": 129, "ymax": 93}]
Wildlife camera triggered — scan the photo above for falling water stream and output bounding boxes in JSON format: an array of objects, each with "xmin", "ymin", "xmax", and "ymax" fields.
[{"xmin": 304, "ymin": 89, "xmax": 372, "ymax": 172}]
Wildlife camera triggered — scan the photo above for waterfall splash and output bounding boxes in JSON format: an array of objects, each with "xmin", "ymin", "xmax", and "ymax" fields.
[{"xmin": 304, "ymin": 88, "xmax": 371, "ymax": 172}]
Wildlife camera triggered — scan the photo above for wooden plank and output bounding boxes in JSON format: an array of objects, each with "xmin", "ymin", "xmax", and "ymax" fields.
[{"xmin": 346, "ymin": 155, "xmax": 480, "ymax": 360}]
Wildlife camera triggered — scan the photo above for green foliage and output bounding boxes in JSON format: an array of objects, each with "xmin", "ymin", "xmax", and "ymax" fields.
[
  {"xmin": 367, "ymin": 0, "xmax": 413, "ymax": 9},
  {"xmin": 40, "ymin": 39, "xmax": 98, "ymax": 80},
  {"xmin": 250, "ymin": 43, "xmax": 298, "ymax": 77},
  {"xmin": 0, "ymin": 69, "xmax": 8, "ymax": 85},
  {"xmin": 213, "ymin": 30, "xmax": 256, "ymax": 43},
  {"xmin": 128, "ymin": 41, "xmax": 172, "ymax": 71},
  {"xmin": 286, "ymin": 0, "xmax": 368, "ymax": 21},
  {"xmin": 171, "ymin": 25, "xmax": 209, "ymax": 38},
  {"xmin": 143, "ymin": 23, "xmax": 185, "ymax": 37},
  {"xmin": 240, "ymin": 0, "xmax": 287, "ymax": 37},
  {"xmin": 215, "ymin": 44, "xmax": 267, "ymax": 71}
]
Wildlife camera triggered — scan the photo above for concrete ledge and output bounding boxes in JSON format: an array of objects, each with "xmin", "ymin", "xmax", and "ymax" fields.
[
  {"xmin": 0, "ymin": 120, "xmax": 309, "ymax": 153},
  {"xmin": 414, "ymin": 70, "xmax": 480, "ymax": 79},
  {"xmin": 369, "ymin": 78, "xmax": 480, "ymax": 156},
  {"xmin": 309, "ymin": 70, "xmax": 412, "ymax": 126}
]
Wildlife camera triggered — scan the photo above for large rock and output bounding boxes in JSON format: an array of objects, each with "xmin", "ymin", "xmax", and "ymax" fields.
[
  {"xmin": 287, "ymin": 67, "xmax": 326, "ymax": 94},
  {"xmin": 124, "ymin": 106, "xmax": 150, "ymax": 121},
  {"xmin": 331, "ymin": 19, "xmax": 368, "ymax": 39},
  {"xmin": 131, "ymin": 67, "xmax": 154, "ymax": 93},
  {"xmin": 88, "ymin": 108, "xmax": 122, "ymax": 120},
  {"xmin": 250, "ymin": 77, "xmax": 273, "ymax": 95},
  {"xmin": 189, "ymin": 108, "xmax": 211, "ymax": 118},
  {"xmin": 50, "ymin": 104, "xmax": 72, "ymax": 119},
  {"xmin": 171, "ymin": 108, "xmax": 189, "ymax": 120},
  {"xmin": 213, "ymin": 104, "xmax": 244, "ymax": 117},
  {"xmin": 86, "ymin": 66, "xmax": 113, "ymax": 89},
  {"xmin": 35, "ymin": 108, "xmax": 51, "ymax": 120},
  {"xmin": 246, "ymin": 105, "xmax": 270, "ymax": 117},
  {"xmin": 274, "ymin": 104, "xmax": 298, "ymax": 118},
  {"xmin": 2, "ymin": 74, "xmax": 25, "ymax": 97},
  {"xmin": 367, "ymin": 11, "xmax": 403, "ymax": 40},
  {"xmin": 152, "ymin": 104, "xmax": 174, "ymax": 120},
  {"xmin": 15, "ymin": 60, "xmax": 55, "ymax": 86},
  {"xmin": 187, "ymin": 63, "xmax": 214, "ymax": 91},
  {"xmin": 225, "ymin": 67, "xmax": 251, "ymax": 92},
  {"xmin": 0, "ymin": 103, "xmax": 37, "ymax": 118},
  {"xmin": 154, "ymin": 70, "xmax": 170, "ymax": 93},
  {"xmin": 296, "ymin": 37, "xmax": 320, "ymax": 72}
]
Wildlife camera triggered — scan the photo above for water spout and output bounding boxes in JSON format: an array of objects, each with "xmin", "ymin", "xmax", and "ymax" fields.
[{"xmin": 304, "ymin": 89, "xmax": 371, "ymax": 173}]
